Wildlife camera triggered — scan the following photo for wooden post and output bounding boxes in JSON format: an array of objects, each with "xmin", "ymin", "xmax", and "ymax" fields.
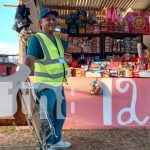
[
  {"xmin": 18, "ymin": 0, "xmax": 39, "ymax": 63},
  {"xmin": 19, "ymin": 40, "xmax": 26, "ymax": 63}
]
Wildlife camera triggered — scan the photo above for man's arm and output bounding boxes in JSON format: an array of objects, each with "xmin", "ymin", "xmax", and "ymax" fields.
[{"xmin": 25, "ymin": 55, "xmax": 35, "ymax": 76}]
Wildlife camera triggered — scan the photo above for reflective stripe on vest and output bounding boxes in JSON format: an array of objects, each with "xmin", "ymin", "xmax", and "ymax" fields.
[
  {"xmin": 36, "ymin": 58, "xmax": 60, "ymax": 65},
  {"xmin": 34, "ymin": 71, "xmax": 68, "ymax": 79},
  {"xmin": 35, "ymin": 34, "xmax": 51, "ymax": 59}
]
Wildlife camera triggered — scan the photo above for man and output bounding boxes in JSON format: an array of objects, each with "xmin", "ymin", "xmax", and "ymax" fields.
[{"xmin": 25, "ymin": 8, "xmax": 82, "ymax": 149}]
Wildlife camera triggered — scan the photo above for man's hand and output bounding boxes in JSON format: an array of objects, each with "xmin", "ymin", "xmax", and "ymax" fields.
[{"xmin": 24, "ymin": 55, "xmax": 35, "ymax": 76}]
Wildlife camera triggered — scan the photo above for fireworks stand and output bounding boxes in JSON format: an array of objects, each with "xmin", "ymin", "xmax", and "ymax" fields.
[
  {"xmin": 58, "ymin": 7, "xmax": 150, "ymax": 129},
  {"xmin": 1, "ymin": 0, "xmax": 150, "ymax": 129}
]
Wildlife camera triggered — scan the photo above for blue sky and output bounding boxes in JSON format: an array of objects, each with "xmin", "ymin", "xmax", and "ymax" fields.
[{"xmin": 0, "ymin": 0, "xmax": 19, "ymax": 54}]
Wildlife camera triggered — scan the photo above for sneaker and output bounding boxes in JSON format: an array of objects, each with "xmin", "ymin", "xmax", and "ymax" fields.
[{"xmin": 52, "ymin": 139, "xmax": 71, "ymax": 148}]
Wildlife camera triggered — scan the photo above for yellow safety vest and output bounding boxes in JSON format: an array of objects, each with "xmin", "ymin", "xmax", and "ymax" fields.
[{"xmin": 33, "ymin": 32, "xmax": 68, "ymax": 87}]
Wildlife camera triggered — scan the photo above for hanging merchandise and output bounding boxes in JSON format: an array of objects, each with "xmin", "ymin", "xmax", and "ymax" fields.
[
  {"xmin": 76, "ymin": 18, "xmax": 82, "ymax": 24},
  {"xmin": 116, "ymin": 8, "xmax": 123, "ymax": 22},
  {"xmin": 65, "ymin": 18, "xmax": 73, "ymax": 24},
  {"xmin": 97, "ymin": 8, "xmax": 106, "ymax": 24},
  {"xmin": 88, "ymin": 16, "xmax": 94, "ymax": 24},
  {"xmin": 60, "ymin": 23, "xmax": 68, "ymax": 34},
  {"xmin": 78, "ymin": 10, "xmax": 87, "ymax": 21},
  {"xmin": 69, "ymin": 24, "xmax": 78, "ymax": 34},
  {"xmin": 78, "ymin": 23, "xmax": 86, "ymax": 34},
  {"xmin": 101, "ymin": 7, "xmax": 107, "ymax": 17},
  {"xmin": 125, "ymin": 12, "xmax": 150, "ymax": 34},
  {"xmin": 19, "ymin": 28, "xmax": 34, "ymax": 44},
  {"xmin": 106, "ymin": 6, "xmax": 118, "ymax": 23},
  {"xmin": 111, "ymin": 6, "xmax": 118, "ymax": 23},
  {"xmin": 88, "ymin": 11, "xmax": 97, "ymax": 25},
  {"xmin": 12, "ymin": 4, "xmax": 32, "ymax": 33},
  {"xmin": 68, "ymin": 10, "xmax": 78, "ymax": 20},
  {"xmin": 97, "ymin": 15, "xmax": 105, "ymax": 24},
  {"xmin": 106, "ymin": 7, "xmax": 112, "ymax": 22}
]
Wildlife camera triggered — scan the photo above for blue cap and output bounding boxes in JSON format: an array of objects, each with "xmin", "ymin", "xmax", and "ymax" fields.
[{"xmin": 39, "ymin": 8, "xmax": 58, "ymax": 20}]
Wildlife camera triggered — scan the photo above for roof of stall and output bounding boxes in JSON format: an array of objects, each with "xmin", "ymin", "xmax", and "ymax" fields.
[{"xmin": 34, "ymin": 0, "xmax": 150, "ymax": 17}]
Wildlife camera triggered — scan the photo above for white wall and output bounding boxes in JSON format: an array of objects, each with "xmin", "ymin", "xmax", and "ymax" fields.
[{"xmin": 143, "ymin": 35, "xmax": 150, "ymax": 49}]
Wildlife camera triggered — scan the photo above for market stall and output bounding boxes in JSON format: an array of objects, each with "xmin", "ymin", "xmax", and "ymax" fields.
[
  {"xmin": 1, "ymin": 0, "xmax": 150, "ymax": 128},
  {"xmin": 58, "ymin": 4, "xmax": 150, "ymax": 128}
]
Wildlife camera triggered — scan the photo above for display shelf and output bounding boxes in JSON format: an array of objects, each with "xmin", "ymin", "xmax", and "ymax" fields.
[
  {"xmin": 104, "ymin": 52, "xmax": 125, "ymax": 55},
  {"xmin": 69, "ymin": 33, "xmax": 100, "ymax": 37},
  {"xmin": 100, "ymin": 32, "xmax": 142, "ymax": 38},
  {"xmin": 68, "ymin": 34, "xmax": 101, "ymax": 58},
  {"xmin": 101, "ymin": 32, "xmax": 142, "ymax": 59},
  {"xmin": 104, "ymin": 52, "xmax": 138, "ymax": 57},
  {"xmin": 68, "ymin": 32, "xmax": 143, "ymax": 59},
  {"xmin": 69, "ymin": 52, "xmax": 100, "ymax": 56},
  {"xmin": 69, "ymin": 32, "xmax": 142, "ymax": 38}
]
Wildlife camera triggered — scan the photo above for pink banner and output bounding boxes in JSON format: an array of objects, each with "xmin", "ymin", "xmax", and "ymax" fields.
[
  {"xmin": 64, "ymin": 77, "xmax": 150, "ymax": 129},
  {"xmin": 126, "ymin": 12, "xmax": 150, "ymax": 34}
]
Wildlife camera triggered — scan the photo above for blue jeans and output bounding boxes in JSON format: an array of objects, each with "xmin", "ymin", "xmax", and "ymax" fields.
[{"xmin": 34, "ymin": 86, "xmax": 66, "ymax": 144}]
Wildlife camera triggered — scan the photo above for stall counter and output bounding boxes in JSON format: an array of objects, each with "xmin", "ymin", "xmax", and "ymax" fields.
[{"xmin": 64, "ymin": 77, "xmax": 150, "ymax": 129}]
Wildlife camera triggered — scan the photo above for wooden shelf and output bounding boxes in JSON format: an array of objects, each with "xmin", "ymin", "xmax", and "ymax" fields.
[
  {"xmin": 104, "ymin": 52, "xmax": 138, "ymax": 57},
  {"xmin": 100, "ymin": 32, "xmax": 142, "ymax": 38},
  {"xmin": 69, "ymin": 53, "xmax": 100, "ymax": 57},
  {"xmin": 104, "ymin": 52, "xmax": 125, "ymax": 55},
  {"xmin": 69, "ymin": 33, "xmax": 100, "ymax": 37},
  {"xmin": 68, "ymin": 32, "xmax": 142, "ymax": 59},
  {"xmin": 69, "ymin": 32, "xmax": 142, "ymax": 38}
]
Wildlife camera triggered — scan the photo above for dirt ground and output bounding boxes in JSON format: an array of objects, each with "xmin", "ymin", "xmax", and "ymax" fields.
[{"xmin": 0, "ymin": 126, "xmax": 150, "ymax": 150}]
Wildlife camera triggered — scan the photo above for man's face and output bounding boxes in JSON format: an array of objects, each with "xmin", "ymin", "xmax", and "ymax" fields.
[{"xmin": 40, "ymin": 14, "xmax": 57, "ymax": 33}]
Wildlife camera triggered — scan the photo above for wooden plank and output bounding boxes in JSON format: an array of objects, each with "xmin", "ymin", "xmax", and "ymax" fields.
[
  {"xmin": 114, "ymin": 0, "xmax": 122, "ymax": 7},
  {"xmin": 130, "ymin": 0, "xmax": 141, "ymax": 10},
  {"xmin": 105, "ymin": 0, "xmax": 110, "ymax": 7},
  {"xmin": 92, "ymin": 0, "xmax": 98, "ymax": 9},
  {"xmin": 86, "ymin": 0, "xmax": 92, "ymax": 8},
  {"xmin": 101, "ymin": 0, "xmax": 106, "ymax": 9},
  {"xmin": 123, "ymin": 0, "xmax": 134, "ymax": 10},
  {"xmin": 3, "ymin": 4, "xmax": 17, "ymax": 7},
  {"xmin": 118, "ymin": 0, "xmax": 127, "ymax": 10},
  {"xmin": 132, "ymin": 0, "xmax": 141, "ymax": 9},
  {"xmin": 136, "ymin": 0, "xmax": 149, "ymax": 10},
  {"xmin": 96, "ymin": 0, "xmax": 103, "ymax": 9},
  {"xmin": 107, "ymin": 0, "xmax": 114, "ymax": 8},
  {"xmin": 122, "ymin": 0, "xmax": 130, "ymax": 9},
  {"xmin": 144, "ymin": 3, "xmax": 150, "ymax": 12}
]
